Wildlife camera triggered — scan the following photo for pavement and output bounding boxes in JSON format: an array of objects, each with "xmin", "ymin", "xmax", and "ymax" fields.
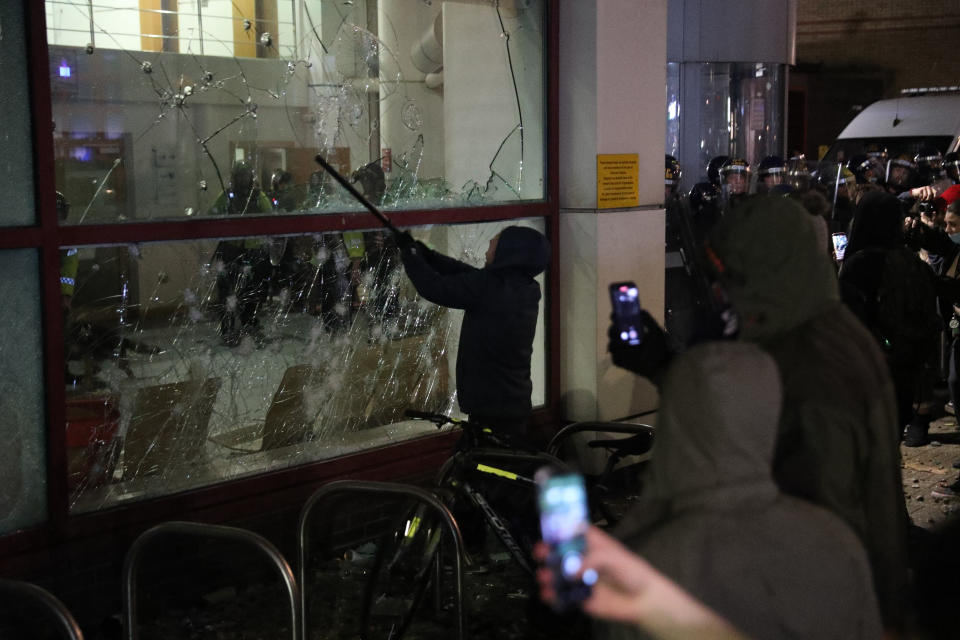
[{"xmin": 901, "ymin": 407, "xmax": 960, "ymax": 531}]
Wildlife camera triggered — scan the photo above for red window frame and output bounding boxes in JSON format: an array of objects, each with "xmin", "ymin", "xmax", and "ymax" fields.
[{"xmin": 0, "ymin": 0, "xmax": 559, "ymax": 554}]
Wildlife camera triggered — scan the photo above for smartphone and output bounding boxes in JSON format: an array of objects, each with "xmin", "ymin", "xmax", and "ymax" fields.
[
  {"xmin": 609, "ymin": 282, "xmax": 643, "ymax": 345},
  {"xmin": 536, "ymin": 467, "xmax": 596, "ymax": 611},
  {"xmin": 832, "ymin": 232, "xmax": 848, "ymax": 261}
]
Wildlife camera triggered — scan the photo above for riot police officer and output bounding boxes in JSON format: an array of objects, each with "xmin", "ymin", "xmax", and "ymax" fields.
[
  {"xmin": 756, "ymin": 155, "xmax": 787, "ymax": 193},
  {"xmin": 786, "ymin": 154, "xmax": 814, "ymax": 193},
  {"xmin": 664, "ymin": 156, "xmax": 708, "ymax": 347},
  {"xmin": 848, "ymin": 154, "xmax": 884, "ymax": 185},
  {"xmin": 915, "ymin": 147, "xmax": 944, "ymax": 186},
  {"xmin": 818, "ymin": 164, "xmax": 856, "ymax": 233},
  {"xmin": 886, "ymin": 154, "xmax": 918, "ymax": 196},
  {"xmin": 719, "ymin": 157, "xmax": 750, "ymax": 211},
  {"xmin": 706, "ymin": 155, "xmax": 730, "ymax": 189}
]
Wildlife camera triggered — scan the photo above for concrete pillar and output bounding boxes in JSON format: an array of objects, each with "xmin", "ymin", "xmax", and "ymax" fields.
[{"xmin": 559, "ymin": 0, "xmax": 667, "ymax": 421}]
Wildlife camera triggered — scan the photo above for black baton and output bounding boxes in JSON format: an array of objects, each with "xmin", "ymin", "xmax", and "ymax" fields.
[{"xmin": 314, "ymin": 154, "xmax": 401, "ymax": 236}]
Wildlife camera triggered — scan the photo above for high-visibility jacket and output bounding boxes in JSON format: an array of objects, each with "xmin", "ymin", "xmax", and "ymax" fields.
[{"xmin": 60, "ymin": 247, "xmax": 79, "ymax": 296}]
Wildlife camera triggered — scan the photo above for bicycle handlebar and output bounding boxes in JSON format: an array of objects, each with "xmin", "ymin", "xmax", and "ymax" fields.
[{"xmin": 404, "ymin": 409, "xmax": 462, "ymax": 429}]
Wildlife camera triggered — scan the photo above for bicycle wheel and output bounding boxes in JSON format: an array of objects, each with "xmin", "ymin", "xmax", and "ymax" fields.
[{"xmin": 360, "ymin": 502, "xmax": 444, "ymax": 640}]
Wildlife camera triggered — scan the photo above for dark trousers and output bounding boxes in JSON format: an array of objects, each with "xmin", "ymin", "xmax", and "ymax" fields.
[{"xmin": 949, "ymin": 337, "xmax": 960, "ymax": 414}]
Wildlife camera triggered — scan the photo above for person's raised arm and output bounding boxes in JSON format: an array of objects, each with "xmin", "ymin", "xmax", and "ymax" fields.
[
  {"xmin": 396, "ymin": 232, "xmax": 483, "ymax": 309},
  {"xmin": 395, "ymin": 231, "xmax": 476, "ymax": 275}
]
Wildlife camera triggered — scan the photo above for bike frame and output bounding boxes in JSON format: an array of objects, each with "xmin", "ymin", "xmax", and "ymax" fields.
[{"xmin": 438, "ymin": 446, "xmax": 566, "ymax": 576}]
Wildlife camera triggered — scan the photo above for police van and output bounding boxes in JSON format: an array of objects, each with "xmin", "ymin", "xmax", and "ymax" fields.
[{"xmin": 822, "ymin": 89, "xmax": 960, "ymax": 164}]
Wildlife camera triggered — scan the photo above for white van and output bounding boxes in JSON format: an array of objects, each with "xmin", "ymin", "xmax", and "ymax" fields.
[{"xmin": 823, "ymin": 92, "xmax": 960, "ymax": 164}]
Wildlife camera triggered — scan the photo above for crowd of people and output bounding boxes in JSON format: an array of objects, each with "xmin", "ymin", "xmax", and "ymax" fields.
[
  {"xmin": 543, "ymin": 149, "xmax": 960, "ymax": 639},
  {"xmin": 384, "ymin": 147, "xmax": 960, "ymax": 638},
  {"xmin": 193, "ymin": 149, "xmax": 960, "ymax": 638}
]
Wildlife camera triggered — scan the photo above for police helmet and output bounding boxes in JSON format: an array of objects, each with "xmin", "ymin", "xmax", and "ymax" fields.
[
  {"xmin": 720, "ymin": 157, "xmax": 751, "ymax": 179},
  {"xmin": 230, "ymin": 160, "xmax": 255, "ymax": 191},
  {"xmin": 706, "ymin": 155, "xmax": 730, "ymax": 187},
  {"xmin": 665, "ymin": 155, "xmax": 682, "ymax": 189},
  {"xmin": 817, "ymin": 163, "xmax": 855, "ymax": 189},
  {"xmin": 270, "ymin": 168, "xmax": 292, "ymax": 193},
  {"xmin": 848, "ymin": 154, "xmax": 881, "ymax": 184},
  {"xmin": 886, "ymin": 154, "xmax": 917, "ymax": 188},
  {"xmin": 786, "ymin": 155, "xmax": 812, "ymax": 191},
  {"xmin": 944, "ymin": 151, "xmax": 960, "ymax": 182},
  {"xmin": 864, "ymin": 144, "xmax": 889, "ymax": 163},
  {"xmin": 915, "ymin": 146, "xmax": 942, "ymax": 169},
  {"xmin": 757, "ymin": 155, "xmax": 786, "ymax": 179},
  {"xmin": 56, "ymin": 191, "xmax": 70, "ymax": 222},
  {"xmin": 915, "ymin": 146, "xmax": 943, "ymax": 182},
  {"xmin": 665, "ymin": 155, "xmax": 682, "ymax": 184}
]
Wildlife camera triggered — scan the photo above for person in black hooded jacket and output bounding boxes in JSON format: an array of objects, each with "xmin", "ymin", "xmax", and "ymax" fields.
[
  {"xmin": 397, "ymin": 225, "xmax": 550, "ymax": 438},
  {"xmin": 838, "ymin": 190, "xmax": 941, "ymax": 445}
]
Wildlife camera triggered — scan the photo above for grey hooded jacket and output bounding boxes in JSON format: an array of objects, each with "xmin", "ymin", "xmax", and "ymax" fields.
[
  {"xmin": 612, "ymin": 342, "xmax": 883, "ymax": 640},
  {"xmin": 707, "ymin": 196, "xmax": 908, "ymax": 629}
]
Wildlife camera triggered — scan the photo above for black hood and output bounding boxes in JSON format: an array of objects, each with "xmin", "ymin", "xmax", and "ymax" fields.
[
  {"xmin": 490, "ymin": 226, "xmax": 550, "ymax": 277},
  {"xmin": 845, "ymin": 190, "xmax": 904, "ymax": 259}
]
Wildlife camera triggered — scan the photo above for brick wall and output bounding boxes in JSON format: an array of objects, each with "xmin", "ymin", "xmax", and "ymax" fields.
[
  {"xmin": 798, "ymin": 0, "xmax": 960, "ymax": 83},
  {"xmin": 792, "ymin": 0, "xmax": 960, "ymax": 157}
]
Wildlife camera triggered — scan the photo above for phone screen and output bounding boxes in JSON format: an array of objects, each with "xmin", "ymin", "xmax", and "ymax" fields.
[
  {"xmin": 536, "ymin": 468, "xmax": 594, "ymax": 610},
  {"xmin": 610, "ymin": 282, "xmax": 642, "ymax": 346},
  {"xmin": 832, "ymin": 233, "xmax": 848, "ymax": 261}
]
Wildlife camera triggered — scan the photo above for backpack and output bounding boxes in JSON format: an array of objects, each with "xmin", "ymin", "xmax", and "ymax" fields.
[{"xmin": 874, "ymin": 249, "xmax": 941, "ymax": 366}]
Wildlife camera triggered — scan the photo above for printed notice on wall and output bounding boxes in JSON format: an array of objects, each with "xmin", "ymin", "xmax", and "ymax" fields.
[{"xmin": 597, "ymin": 154, "xmax": 639, "ymax": 209}]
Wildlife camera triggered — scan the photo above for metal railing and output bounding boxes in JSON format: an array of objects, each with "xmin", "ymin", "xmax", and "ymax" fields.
[
  {"xmin": 122, "ymin": 520, "xmax": 301, "ymax": 640},
  {"xmin": 297, "ymin": 480, "xmax": 466, "ymax": 640},
  {"xmin": 0, "ymin": 578, "xmax": 85, "ymax": 640}
]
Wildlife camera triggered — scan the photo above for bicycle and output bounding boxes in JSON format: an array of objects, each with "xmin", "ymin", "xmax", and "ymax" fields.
[
  {"xmin": 546, "ymin": 420, "xmax": 656, "ymax": 526},
  {"xmin": 359, "ymin": 410, "xmax": 655, "ymax": 640}
]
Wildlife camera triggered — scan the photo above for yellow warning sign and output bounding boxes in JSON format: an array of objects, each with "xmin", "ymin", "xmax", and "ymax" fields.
[{"xmin": 597, "ymin": 154, "xmax": 639, "ymax": 209}]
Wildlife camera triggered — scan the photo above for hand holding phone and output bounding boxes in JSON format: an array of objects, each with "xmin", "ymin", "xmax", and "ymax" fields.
[
  {"xmin": 832, "ymin": 232, "xmax": 848, "ymax": 261},
  {"xmin": 536, "ymin": 467, "xmax": 596, "ymax": 611},
  {"xmin": 610, "ymin": 282, "xmax": 643, "ymax": 346}
]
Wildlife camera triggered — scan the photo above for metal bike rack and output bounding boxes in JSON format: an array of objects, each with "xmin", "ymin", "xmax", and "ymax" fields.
[
  {"xmin": 546, "ymin": 421, "xmax": 656, "ymax": 457},
  {"xmin": 0, "ymin": 578, "xmax": 85, "ymax": 640},
  {"xmin": 297, "ymin": 480, "xmax": 466, "ymax": 640},
  {"xmin": 122, "ymin": 521, "xmax": 301, "ymax": 640}
]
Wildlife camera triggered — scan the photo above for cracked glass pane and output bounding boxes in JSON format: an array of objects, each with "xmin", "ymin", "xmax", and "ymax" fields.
[
  {"xmin": 45, "ymin": 0, "xmax": 546, "ymax": 224},
  {"xmin": 62, "ymin": 218, "xmax": 547, "ymax": 512},
  {"xmin": 0, "ymin": 1, "xmax": 36, "ymax": 226},
  {"xmin": 0, "ymin": 250, "xmax": 47, "ymax": 534}
]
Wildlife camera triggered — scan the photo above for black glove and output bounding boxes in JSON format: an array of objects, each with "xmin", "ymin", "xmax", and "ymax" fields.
[
  {"xmin": 394, "ymin": 230, "xmax": 416, "ymax": 253},
  {"xmin": 607, "ymin": 310, "xmax": 673, "ymax": 385}
]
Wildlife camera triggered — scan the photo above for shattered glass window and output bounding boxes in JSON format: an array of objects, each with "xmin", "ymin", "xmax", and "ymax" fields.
[
  {"xmin": 46, "ymin": 0, "xmax": 546, "ymax": 224},
  {"xmin": 63, "ymin": 219, "xmax": 547, "ymax": 512},
  {"xmin": 0, "ymin": 251, "xmax": 47, "ymax": 534}
]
